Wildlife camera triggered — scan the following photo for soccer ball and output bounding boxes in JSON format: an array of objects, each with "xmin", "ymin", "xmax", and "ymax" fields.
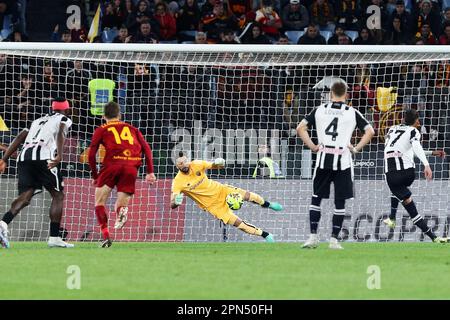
[{"xmin": 226, "ymin": 193, "xmax": 244, "ymax": 210}]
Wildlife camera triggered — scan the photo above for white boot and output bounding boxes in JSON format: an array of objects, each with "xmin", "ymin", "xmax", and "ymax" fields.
[
  {"xmin": 114, "ymin": 207, "xmax": 129, "ymax": 230},
  {"xmin": 48, "ymin": 236, "xmax": 74, "ymax": 248},
  {"xmin": 0, "ymin": 221, "xmax": 10, "ymax": 248},
  {"xmin": 302, "ymin": 234, "xmax": 319, "ymax": 249},
  {"xmin": 329, "ymin": 237, "xmax": 343, "ymax": 250}
]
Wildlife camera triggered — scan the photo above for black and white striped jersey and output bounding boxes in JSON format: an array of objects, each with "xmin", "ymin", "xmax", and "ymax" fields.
[
  {"xmin": 302, "ymin": 102, "xmax": 372, "ymax": 171},
  {"xmin": 18, "ymin": 113, "xmax": 72, "ymax": 162},
  {"xmin": 384, "ymin": 124, "xmax": 429, "ymax": 173}
]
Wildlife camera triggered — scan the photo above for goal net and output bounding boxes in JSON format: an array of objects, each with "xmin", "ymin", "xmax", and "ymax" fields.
[{"xmin": 0, "ymin": 44, "xmax": 449, "ymax": 243}]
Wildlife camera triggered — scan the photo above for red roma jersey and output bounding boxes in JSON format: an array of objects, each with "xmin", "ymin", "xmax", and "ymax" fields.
[{"xmin": 88, "ymin": 120, "xmax": 154, "ymax": 179}]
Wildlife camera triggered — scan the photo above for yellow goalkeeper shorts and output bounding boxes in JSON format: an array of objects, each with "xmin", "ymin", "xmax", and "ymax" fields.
[{"xmin": 206, "ymin": 184, "xmax": 245, "ymax": 225}]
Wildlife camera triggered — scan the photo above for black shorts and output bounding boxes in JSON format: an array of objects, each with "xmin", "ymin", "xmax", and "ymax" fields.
[
  {"xmin": 385, "ymin": 168, "xmax": 415, "ymax": 201},
  {"xmin": 17, "ymin": 160, "xmax": 64, "ymax": 195},
  {"xmin": 313, "ymin": 168, "xmax": 354, "ymax": 200}
]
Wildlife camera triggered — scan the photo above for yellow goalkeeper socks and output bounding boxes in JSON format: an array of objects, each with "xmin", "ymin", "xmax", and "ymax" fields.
[{"xmin": 236, "ymin": 220, "xmax": 263, "ymax": 236}]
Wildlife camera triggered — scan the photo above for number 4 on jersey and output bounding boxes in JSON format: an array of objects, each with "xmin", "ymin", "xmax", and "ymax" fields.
[{"xmin": 325, "ymin": 117, "xmax": 339, "ymax": 141}]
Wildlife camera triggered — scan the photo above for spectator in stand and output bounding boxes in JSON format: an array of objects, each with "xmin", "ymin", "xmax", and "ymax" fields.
[
  {"xmin": 439, "ymin": 22, "xmax": 450, "ymax": 44},
  {"xmin": 126, "ymin": 0, "xmax": 157, "ymax": 35},
  {"xmin": 0, "ymin": 0, "xmax": 19, "ymax": 34},
  {"xmin": 384, "ymin": 16, "xmax": 410, "ymax": 44},
  {"xmin": 132, "ymin": 21, "xmax": 159, "ymax": 43},
  {"xmin": 65, "ymin": 60, "xmax": 92, "ymax": 134},
  {"xmin": 327, "ymin": 24, "xmax": 345, "ymax": 44},
  {"xmin": 200, "ymin": 2, "xmax": 239, "ymax": 43},
  {"xmin": 7, "ymin": 29, "xmax": 28, "ymax": 42},
  {"xmin": 297, "ymin": 23, "xmax": 326, "ymax": 43},
  {"xmin": 120, "ymin": 0, "xmax": 135, "ymax": 23},
  {"xmin": 243, "ymin": 23, "xmax": 272, "ymax": 43},
  {"xmin": 414, "ymin": 0, "xmax": 441, "ymax": 37},
  {"xmin": 103, "ymin": 2, "xmax": 122, "ymax": 30},
  {"xmin": 354, "ymin": 26, "xmax": 375, "ymax": 44},
  {"xmin": 336, "ymin": 0, "xmax": 361, "ymax": 31},
  {"xmin": 177, "ymin": 0, "xmax": 201, "ymax": 35},
  {"xmin": 9, "ymin": 74, "xmax": 38, "ymax": 130},
  {"xmin": 154, "ymin": 2, "xmax": 177, "ymax": 41},
  {"xmin": 442, "ymin": 7, "xmax": 450, "ymax": 24},
  {"xmin": 227, "ymin": 0, "xmax": 253, "ymax": 29},
  {"xmin": 309, "ymin": 0, "xmax": 335, "ymax": 32},
  {"xmin": 35, "ymin": 60, "xmax": 59, "ymax": 107},
  {"xmin": 194, "ymin": 31, "xmax": 208, "ymax": 43},
  {"xmin": 415, "ymin": 22, "xmax": 437, "ymax": 44},
  {"xmin": 113, "ymin": 25, "xmax": 133, "ymax": 43},
  {"xmin": 201, "ymin": 0, "xmax": 219, "ymax": 16},
  {"xmin": 389, "ymin": 0, "xmax": 412, "ymax": 37},
  {"xmin": 281, "ymin": 0, "xmax": 309, "ymax": 31},
  {"xmin": 50, "ymin": 25, "xmax": 72, "ymax": 42},
  {"xmin": 276, "ymin": 33, "xmax": 290, "ymax": 43},
  {"xmin": 219, "ymin": 29, "xmax": 240, "ymax": 43},
  {"xmin": 338, "ymin": 33, "xmax": 351, "ymax": 44},
  {"xmin": 255, "ymin": 0, "xmax": 283, "ymax": 41}
]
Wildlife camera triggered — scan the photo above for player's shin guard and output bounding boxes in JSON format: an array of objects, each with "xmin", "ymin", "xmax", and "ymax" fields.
[
  {"xmin": 95, "ymin": 205, "xmax": 110, "ymax": 240},
  {"xmin": 331, "ymin": 199, "xmax": 346, "ymax": 239},
  {"xmin": 236, "ymin": 220, "xmax": 264, "ymax": 237},
  {"xmin": 390, "ymin": 196, "xmax": 399, "ymax": 220},
  {"xmin": 309, "ymin": 197, "xmax": 322, "ymax": 234},
  {"xmin": 403, "ymin": 201, "xmax": 436, "ymax": 240}
]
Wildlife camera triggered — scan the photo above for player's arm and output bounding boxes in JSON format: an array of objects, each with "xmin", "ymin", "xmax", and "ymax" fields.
[
  {"xmin": 297, "ymin": 109, "xmax": 319, "ymax": 152},
  {"xmin": 411, "ymin": 130, "xmax": 432, "ymax": 180},
  {"xmin": 88, "ymin": 128, "xmax": 103, "ymax": 180},
  {"xmin": 0, "ymin": 129, "xmax": 28, "ymax": 173},
  {"xmin": 136, "ymin": 129, "xmax": 156, "ymax": 185},
  {"xmin": 349, "ymin": 110, "xmax": 375, "ymax": 154},
  {"xmin": 48, "ymin": 123, "xmax": 67, "ymax": 169},
  {"xmin": 424, "ymin": 150, "xmax": 446, "ymax": 158}
]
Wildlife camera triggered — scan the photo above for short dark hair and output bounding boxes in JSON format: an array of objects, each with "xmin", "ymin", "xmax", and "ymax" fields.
[
  {"xmin": 404, "ymin": 108, "xmax": 419, "ymax": 125},
  {"xmin": 331, "ymin": 80, "xmax": 347, "ymax": 97},
  {"xmin": 104, "ymin": 101, "xmax": 120, "ymax": 119}
]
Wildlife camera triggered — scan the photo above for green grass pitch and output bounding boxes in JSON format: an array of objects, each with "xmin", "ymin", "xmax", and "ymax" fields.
[{"xmin": 1, "ymin": 242, "xmax": 449, "ymax": 300}]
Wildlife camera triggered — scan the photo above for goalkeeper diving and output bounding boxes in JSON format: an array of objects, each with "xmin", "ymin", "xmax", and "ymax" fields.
[{"xmin": 170, "ymin": 152, "xmax": 283, "ymax": 242}]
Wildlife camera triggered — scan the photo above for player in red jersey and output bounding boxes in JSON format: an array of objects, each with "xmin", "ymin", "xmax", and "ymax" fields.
[{"xmin": 88, "ymin": 102, "xmax": 156, "ymax": 247}]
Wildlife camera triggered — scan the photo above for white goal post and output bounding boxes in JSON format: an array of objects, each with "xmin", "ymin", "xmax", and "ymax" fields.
[{"xmin": 0, "ymin": 43, "xmax": 449, "ymax": 243}]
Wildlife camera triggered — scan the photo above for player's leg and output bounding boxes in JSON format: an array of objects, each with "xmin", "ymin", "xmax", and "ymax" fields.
[
  {"xmin": 113, "ymin": 166, "xmax": 138, "ymax": 230},
  {"xmin": 41, "ymin": 162, "xmax": 74, "ymax": 248},
  {"xmin": 113, "ymin": 192, "xmax": 132, "ymax": 230},
  {"xmin": 228, "ymin": 186, "xmax": 283, "ymax": 211},
  {"xmin": 387, "ymin": 169, "xmax": 447, "ymax": 243},
  {"xmin": 328, "ymin": 168, "xmax": 354, "ymax": 250},
  {"xmin": 0, "ymin": 189, "xmax": 35, "ymax": 248},
  {"xmin": 226, "ymin": 213, "xmax": 274, "ymax": 242},
  {"xmin": 95, "ymin": 184, "xmax": 113, "ymax": 245},
  {"xmin": 383, "ymin": 195, "xmax": 399, "ymax": 229},
  {"xmin": 303, "ymin": 168, "xmax": 331, "ymax": 249},
  {"xmin": 46, "ymin": 188, "xmax": 74, "ymax": 248}
]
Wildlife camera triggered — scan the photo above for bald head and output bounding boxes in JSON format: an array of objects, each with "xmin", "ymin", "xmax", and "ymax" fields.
[{"xmin": 176, "ymin": 152, "xmax": 190, "ymax": 173}]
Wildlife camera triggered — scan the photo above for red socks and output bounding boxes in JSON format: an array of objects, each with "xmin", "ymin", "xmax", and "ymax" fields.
[{"xmin": 95, "ymin": 205, "xmax": 109, "ymax": 240}]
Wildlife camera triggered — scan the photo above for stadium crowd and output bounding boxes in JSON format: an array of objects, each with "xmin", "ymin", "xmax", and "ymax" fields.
[{"xmin": 1, "ymin": 0, "xmax": 450, "ymax": 44}]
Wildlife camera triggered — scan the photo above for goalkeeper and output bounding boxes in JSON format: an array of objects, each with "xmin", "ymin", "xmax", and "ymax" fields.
[{"xmin": 170, "ymin": 152, "xmax": 282, "ymax": 242}]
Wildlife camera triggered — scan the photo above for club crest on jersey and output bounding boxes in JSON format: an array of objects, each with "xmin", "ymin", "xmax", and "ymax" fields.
[
  {"xmin": 196, "ymin": 171, "xmax": 201, "ymax": 176},
  {"xmin": 123, "ymin": 149, "xmax": 132, "ymax": 157}
]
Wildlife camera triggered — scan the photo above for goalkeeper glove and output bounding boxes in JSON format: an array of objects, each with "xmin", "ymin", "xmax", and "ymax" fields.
[
  {"xmin": 174, "ymin": 194, "xmax": 184, "ymax": 206},
  {"xmin": 214, "ymin": 158, "xmax": 225, "ymax": 166}
]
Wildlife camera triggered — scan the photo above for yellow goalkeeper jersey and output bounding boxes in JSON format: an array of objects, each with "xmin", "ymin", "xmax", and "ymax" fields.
[{"xmin": 171, "ymin": 160, "xmax": 225, "ymax": 211}]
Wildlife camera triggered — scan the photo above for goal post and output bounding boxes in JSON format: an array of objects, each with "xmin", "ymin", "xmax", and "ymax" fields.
[{"xmin": 0, "ymin": 43, "xmax": 449, "ymax": 243}]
